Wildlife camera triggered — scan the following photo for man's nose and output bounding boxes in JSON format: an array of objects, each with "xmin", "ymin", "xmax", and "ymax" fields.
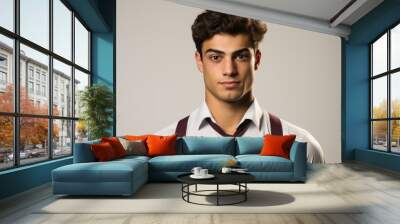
[{"xmin": 222, "ymin": 58, "xmax": 238, "ymax": 76}]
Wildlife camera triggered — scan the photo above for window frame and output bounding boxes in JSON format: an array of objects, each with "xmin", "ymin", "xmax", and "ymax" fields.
[
  {"xmin": 0, "ymin": 0, "xmax": 92, "ymax": 171},
  {"xmin": 370, "ymin": 20, "xmax": 400, "ymax": 154}
]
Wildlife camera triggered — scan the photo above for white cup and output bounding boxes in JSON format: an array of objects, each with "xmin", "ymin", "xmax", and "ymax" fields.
[
  {"xmin": 191, "ymin": 167, "xmax": 202, "ymax": 176},
  {"xmin": 200, "ymin": 169, "xmax": 208, "ymax": 176},
  {"xmin": 221, "ymin": 167, "xmax": 232, "ymax": 174}
]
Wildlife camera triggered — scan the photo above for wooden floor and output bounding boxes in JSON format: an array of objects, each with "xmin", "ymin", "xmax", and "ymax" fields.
[{"xmin": 1, "ymin": 162, "xmax": 400, "ymax": 224}]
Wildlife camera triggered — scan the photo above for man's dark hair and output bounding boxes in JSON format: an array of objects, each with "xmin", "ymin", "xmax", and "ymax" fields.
[{"xmin": 191, "ymin": 10, "xmax": 268, "ymax": 57}]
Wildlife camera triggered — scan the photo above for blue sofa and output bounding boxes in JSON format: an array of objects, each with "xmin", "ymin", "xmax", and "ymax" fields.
[{"xmin": 52, "ymin": 136, "xmax": 307, "ymax": 196}]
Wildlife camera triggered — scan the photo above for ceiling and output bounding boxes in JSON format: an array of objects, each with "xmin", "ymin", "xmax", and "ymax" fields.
[{"xmin": 168, "ymin": 0, "xmax": 384, "ymax": 38}]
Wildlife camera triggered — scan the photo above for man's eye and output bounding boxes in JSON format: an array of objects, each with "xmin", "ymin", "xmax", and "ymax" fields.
[
  {"xmin": 235, "ymin": 54, "xmax": 249, "ymax": 61},
  {"xmin": 209, "ymin": 55, "xmax": 221, "ymax": 61}
]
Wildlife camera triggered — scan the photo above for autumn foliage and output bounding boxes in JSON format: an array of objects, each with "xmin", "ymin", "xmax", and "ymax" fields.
[
  {"xmin": 373, "ymin": 99, "xmax": 400, "ymax": 142},
  {"xmin": 0, "ymin": 84, "xmax": 59, "ymax": 150}
]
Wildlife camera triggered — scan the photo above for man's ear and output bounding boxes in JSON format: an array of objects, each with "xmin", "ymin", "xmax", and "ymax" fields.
[
  {"xmin": 254, "ymin": 49, "xmax": 261, "ymax": 70},
  {"xmin": 195, "ymin": 51, "xmax": 204, "ymax": 74}
]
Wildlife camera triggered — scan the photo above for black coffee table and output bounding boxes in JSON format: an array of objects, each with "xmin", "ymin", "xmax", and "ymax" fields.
[{"xmin": 177, "ymin": 172, "xmax": 255, "ymax": 206}]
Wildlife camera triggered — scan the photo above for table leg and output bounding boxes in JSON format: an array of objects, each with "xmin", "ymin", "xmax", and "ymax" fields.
[
  {"xmin": 195, "ymin": 184, "xmax": 197, "ymax": 192},
  {"xmin": 217, "ymin": 184, "xmax": 219, "ymax": 206},
  {"xmin": 245, "ymin": 183, "xmax": 247, "ymax": 201}
]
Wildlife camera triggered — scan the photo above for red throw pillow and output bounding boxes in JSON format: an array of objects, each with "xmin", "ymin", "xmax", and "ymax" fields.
[
  {"xmin": 101, "ymin": 137, "xmax": 127, "ymax": 158},
  {"xmin": 146, "ymin": 135, "xmax": 177, "ymax": 157},
  {"xmin": 259, "ymin": 134, "xmax": 296, "ymax": 159},
  {"xmin": 91, "ymin": 142, "xmax": 118, "ymax": 161}
]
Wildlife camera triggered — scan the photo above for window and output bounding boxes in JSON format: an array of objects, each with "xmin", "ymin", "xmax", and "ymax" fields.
[
  {"xmin": 42, "ymin": 85, "xmax": 46, "ymax": 97},
  {"xmin": 35, "ymin": 70, "xmax": 40, "ymax": 81},
  {"xmin": 0, "ymin": 71, "xmax": 6, "ymax": 85},
  {"xmin": 0, "ymin": 55, "xmax": 7, "ymax": 67},
  {"xmin": 28, "ymin": 67, "xmax": 34, "ymax": 80},
  {"xmin": 28, "ymin": 81, "xmax": 34, "ymax": 94},
  {"xmin": 0, "ymin": 0, "xmax": 91, "ymax": 170},
  {"xmin": 35, "ymin": 83, "xmax": 40, "ymax": 95},
  {"xmin": 0, "ymin": 54, "xmax": 8, "ymax": 86},
  {"xmin": 371, "ymin": 23, "xmax": 400, "ymax": 154}
]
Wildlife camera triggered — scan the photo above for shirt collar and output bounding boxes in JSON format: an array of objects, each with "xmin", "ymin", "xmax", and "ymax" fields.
[{"xmin": 194, "ymin": 98, "xmax": 264, "ymax": 131}]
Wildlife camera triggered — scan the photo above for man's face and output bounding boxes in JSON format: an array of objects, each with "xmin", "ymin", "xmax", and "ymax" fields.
[{"xmin": 195, "ymin": 33, "xmax": 261, "ymax": 104}]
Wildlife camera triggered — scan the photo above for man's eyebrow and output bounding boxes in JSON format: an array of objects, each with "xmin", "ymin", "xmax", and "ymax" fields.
[{"xmin": 204, "ymin": 48, "xmax": 250, "ymax": 55}]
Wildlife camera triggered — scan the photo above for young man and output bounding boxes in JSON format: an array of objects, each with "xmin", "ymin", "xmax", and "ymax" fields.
[{"xmin": 156, "ymin": 10, "xmax": 324, "ymax": 163}]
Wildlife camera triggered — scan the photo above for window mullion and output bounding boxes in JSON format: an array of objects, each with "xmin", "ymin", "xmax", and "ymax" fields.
[
  {"xmin": 49, "ymin": 0, "xmax": 54, "ymax": 160},
  {"xmin": 71, "ymin": 11, "xmax": 76, "ymax": 155},
  {"xmin": 13, "ymin": 0, "xmax": 20, "ymax": 167},
  {"xmin": 388, "ymin": 30, "xmax": 391, "ymax": 152}
]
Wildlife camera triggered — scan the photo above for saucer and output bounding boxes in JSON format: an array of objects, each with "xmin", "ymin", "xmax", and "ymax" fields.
[{"xmin": 190, "ymin": 174, "xmax": 215, "ymax": 179}]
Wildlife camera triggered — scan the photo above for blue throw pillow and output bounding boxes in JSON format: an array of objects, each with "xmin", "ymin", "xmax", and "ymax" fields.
[
  {"xmin": 236, "ymin": 137, "xmax": 263, "ymax": 155},
  {"xmin": 179, "ymin": 136, "xmax": 235, "ymax": 155}
]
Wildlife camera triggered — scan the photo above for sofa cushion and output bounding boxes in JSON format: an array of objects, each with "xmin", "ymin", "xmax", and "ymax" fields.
[
  {"xmin": 53, "ymin": 158, "xmax": 148, "ymax": 183},
  {"xmin": 236, "ymin": 155, "xmax": 293, "ymax": 172},
  {"xmin": 148, "ymin": 154, "xmax": 235, "ymax": 172},
  {"xmin": 236, "ymin": 137, "xmax": 263, "ymax": 155},
  {"xmin": 177, "ymin": 136, "xmax": 235, "ymax": 155}
]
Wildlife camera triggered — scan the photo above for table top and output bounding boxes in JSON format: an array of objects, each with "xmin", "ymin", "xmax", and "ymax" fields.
[{"xmin": 177, "ymin": 172, "xmax": 255, "ymax": 185}]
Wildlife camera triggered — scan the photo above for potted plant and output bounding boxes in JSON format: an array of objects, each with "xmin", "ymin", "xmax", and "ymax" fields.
[{"xmin": 79, "ymin": 84, "xmax": 113, "ymax": 140}]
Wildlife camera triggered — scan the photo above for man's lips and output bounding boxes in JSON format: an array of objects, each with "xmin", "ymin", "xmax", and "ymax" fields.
[{"xmin": 219, "ymin": 81, "xmax": 240, "ymax": 89}]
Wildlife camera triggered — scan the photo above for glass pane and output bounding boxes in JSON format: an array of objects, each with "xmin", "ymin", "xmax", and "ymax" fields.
[
  {"xmin": 392, "ymin": 24, "xmax": 400, "ymax": 70},
  {"xmin": 20, "ymin": 117, "xmax": 49, "ymax": 165},
  {"xmin": 0, "ymin": 0, "xmax": 14, "ymax": 31},
  {"xmin": 20, "ymin": 44, "xmax": 49, "ymax": 115},
  {"xmin": 0, "ymin": 34, "xmax": 14, "ymax": 112},
  {"xmin": 20, "ymin": 0, "xmax": 49, "ymax": 49},
  {"xmin": 75, "ymin": 120, "xmax": 88, "ymax": 143},
  {"xmin": 53, "ymin": 0, "xmax": 72, "ymax": 60},
  {"xmin": 74, "ymin": 69, "xmax": 89, "ymax": 118},
  {"xmin": 0, "ymin": 116, "xmax": 13, "ymax": 170},
  {"xmin": 391, "ymin": 120, "xmax": 400, "ymax": 153},
  {"xmin": 391, "ymin": 72, "xmax": 400, "ymax": 117},
  {"xmin": 53, "ymin": 119, "xmax": 72, "ymax": 157},
  {"xmin": 372, "ymin": 77, "xmax": 387, "ymax": 119},
  {"xmin": 372, "ymin": 121, "xmax": 387, "ymax": 151},
  {"xmin": 372, "ymin": 33, "xmax": 387, "ymax": 76},
  {"xmin": 53, "ymin": 59, "xmax": 72, "ymax": 117},
  {"xmin": 74, "ymin": 17, "xmax": 89, "ymax": 70}
]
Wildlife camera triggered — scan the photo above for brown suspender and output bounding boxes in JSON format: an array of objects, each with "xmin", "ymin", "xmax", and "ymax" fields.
[
  {"xmin": 268, "ymin": 112, "xmax": 283, "ymax": 135},
  {"xmin": 175, "ymin": 116, "xmax": 189, "ymax": 137},
  {"xmin": 175, "ymin": 112, "xmax": 283, "ymax": 137}
]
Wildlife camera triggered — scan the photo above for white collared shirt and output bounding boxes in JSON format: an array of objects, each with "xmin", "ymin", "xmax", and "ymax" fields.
[{"xmin": 156, "ymin": 99, "xmax": 324, "ymax": 163}]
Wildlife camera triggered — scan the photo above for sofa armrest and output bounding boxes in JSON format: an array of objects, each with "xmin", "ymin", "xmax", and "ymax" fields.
[
  {"xmin": 289, "ymin": 141, "xmax": 307, "ymax": 181},
  {"xmin": 73, "ymin": 140, "xmax": 100, "ymax": 163}
]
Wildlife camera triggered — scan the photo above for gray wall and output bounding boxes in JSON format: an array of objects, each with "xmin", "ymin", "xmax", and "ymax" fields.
[{"xmin": 116, "ymin": 0, "xmax": 341, "ymax": 163}]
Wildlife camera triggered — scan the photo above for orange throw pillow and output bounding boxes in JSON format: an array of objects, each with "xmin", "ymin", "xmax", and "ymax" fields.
[
  {"xmin": 259, "ymin": 134, "xmax": 296, "ymax": 159},
  {"xmin": 101, "ymin": 137, "xmax": 127, "ymax": 158},
  {"xmin": 146, "ymin": 135, "xmax": 177, "ymax": 157},
  {"xmin": 91, "ymin": 142, "xmax": 117, "ymax": 161},
  {"xmin": 124, "ymin": 135, "xmax": 149, "ymax": 141}
]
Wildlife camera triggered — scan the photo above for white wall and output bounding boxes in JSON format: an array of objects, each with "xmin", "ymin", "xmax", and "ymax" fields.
[{"xmin": 117, "ymin": 0, "xmax": 341, "ymax": 163}]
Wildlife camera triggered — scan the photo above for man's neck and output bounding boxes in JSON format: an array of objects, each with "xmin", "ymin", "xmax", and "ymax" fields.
[{"xmin": 205, "ymin": 93, "xmax": 254, "ymax": 135}]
